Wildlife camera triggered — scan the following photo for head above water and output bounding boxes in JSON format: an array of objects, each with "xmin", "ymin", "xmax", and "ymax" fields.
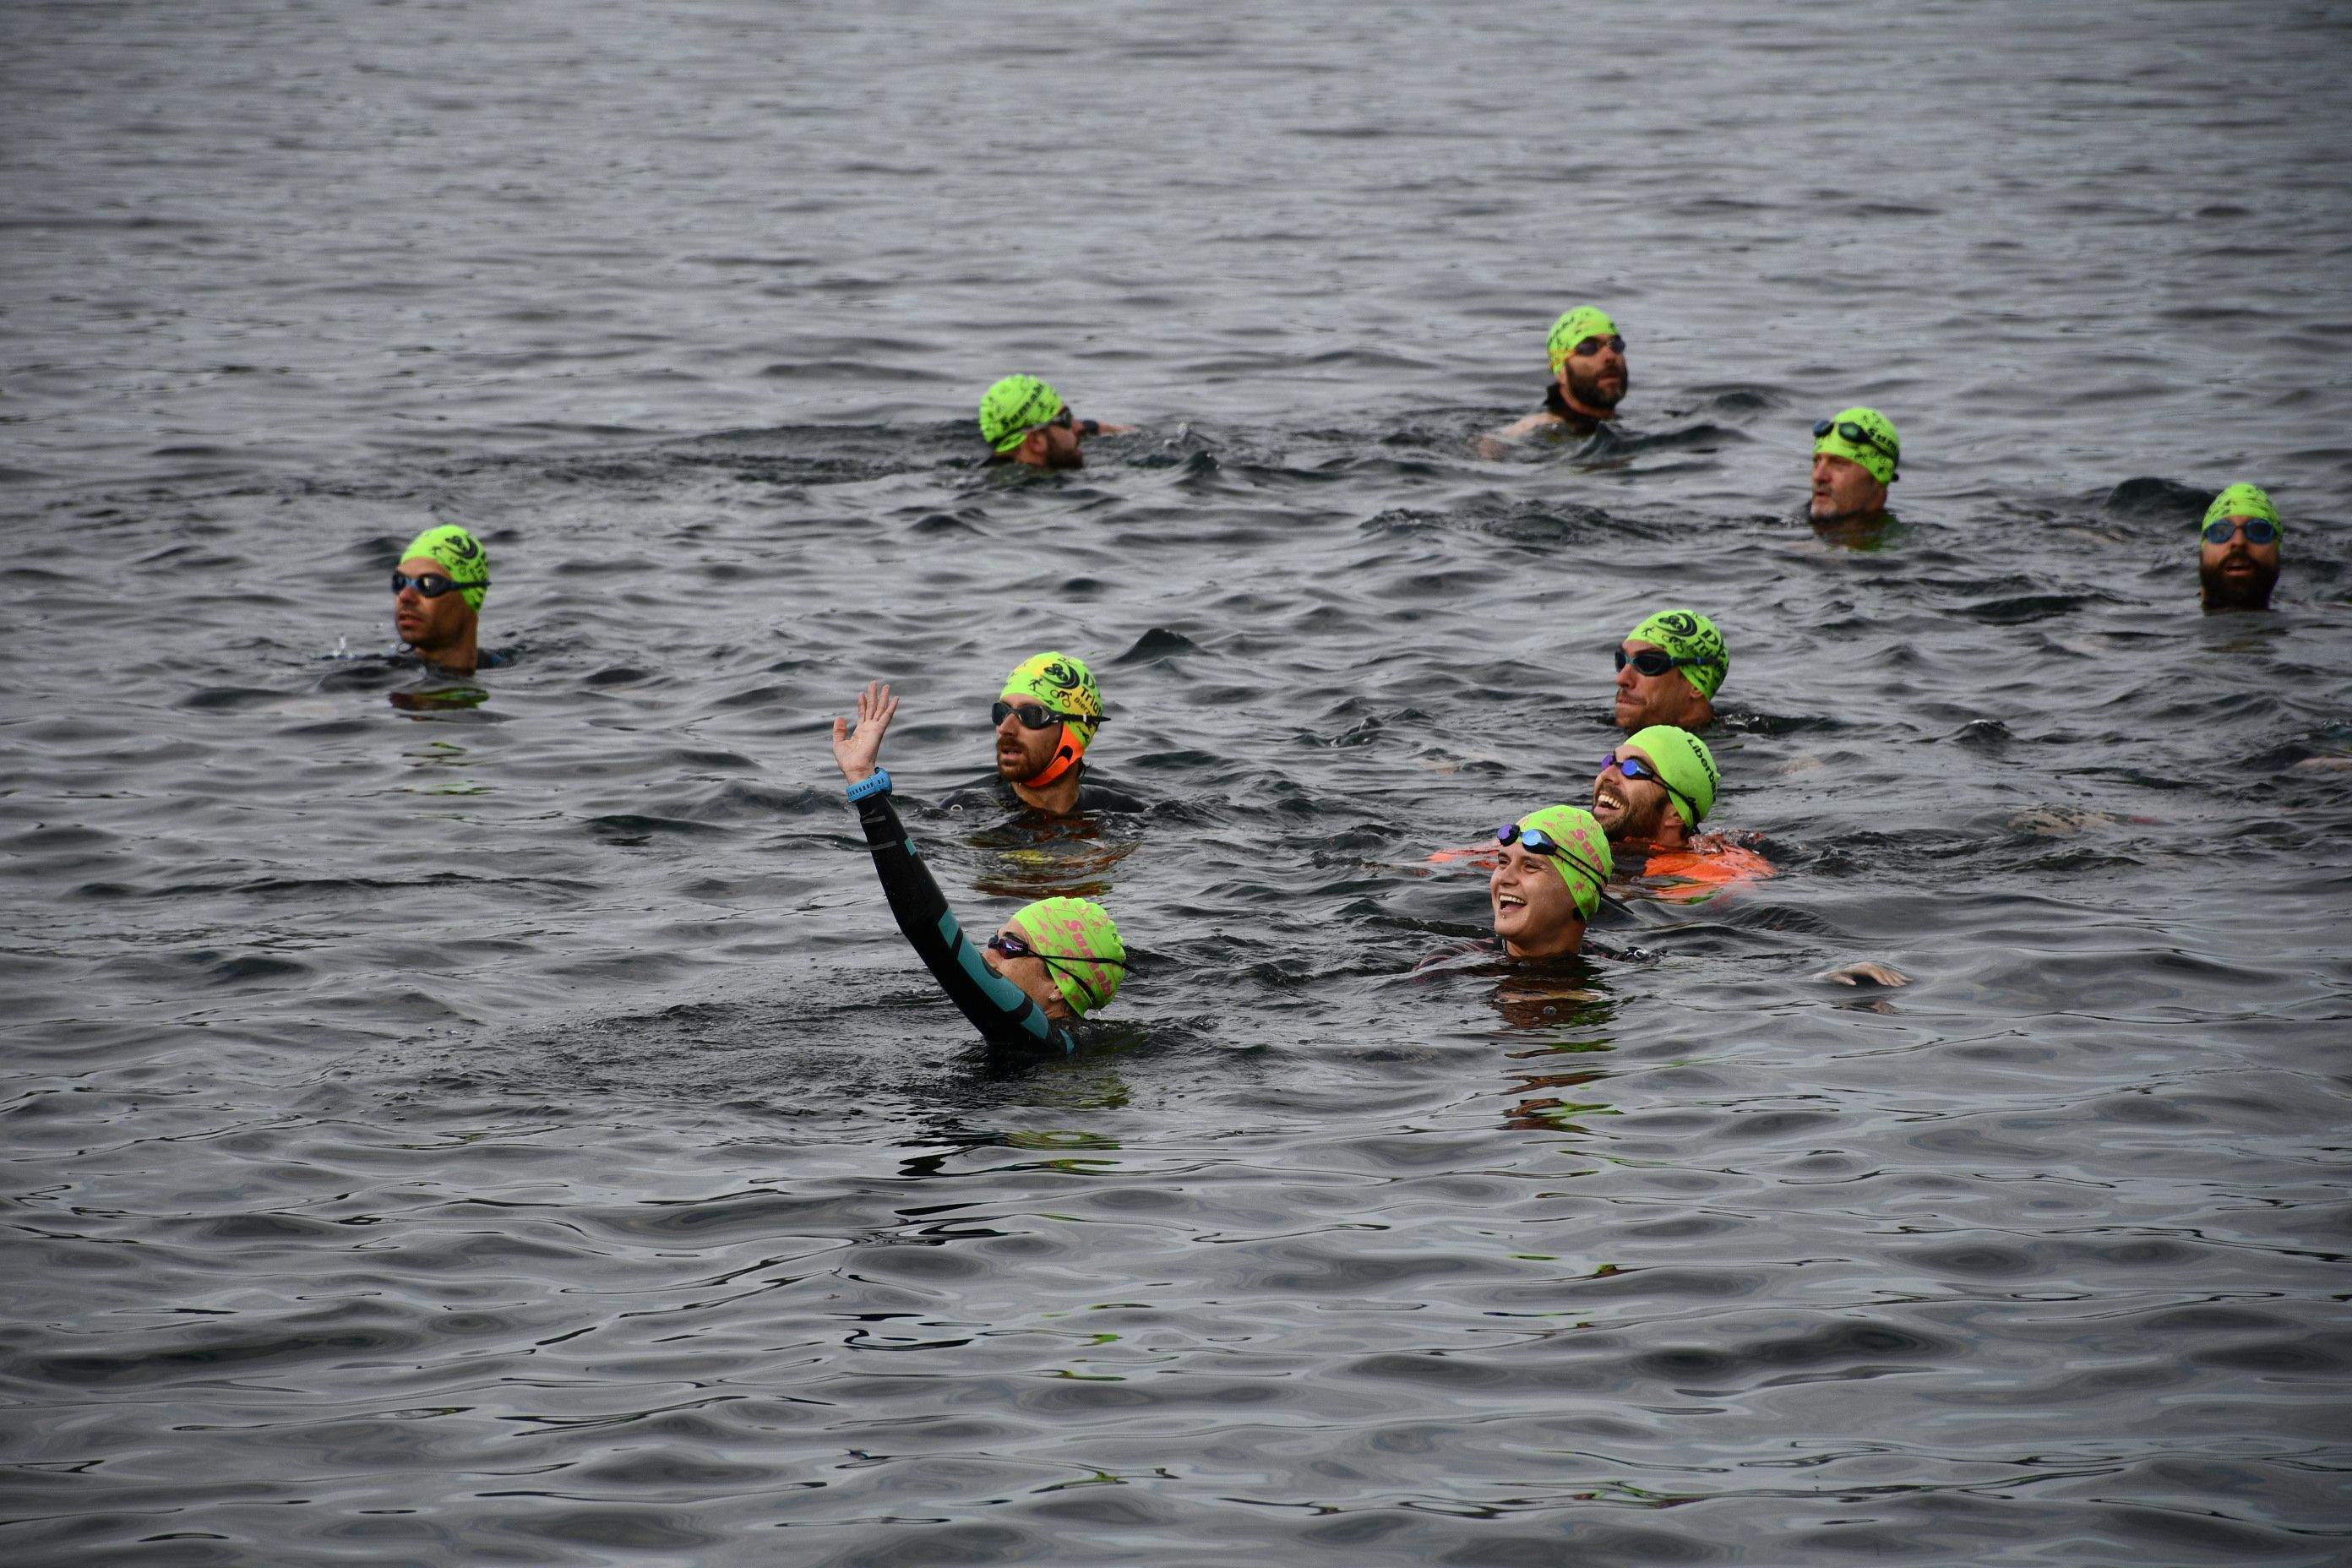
[
  {"xmin": 2198, "ymin": 482, "xmax": 2283, "ymax": 612},
  {"xmin": 1810, "ymin": 406, "xmax": 1899, "ymax": 525},
  {"xmin": 979, "ymin": 375, "xmax": 1082, "ymax": 467},
  {"xmin": 1624, "ymin": 725, "xmax": 1719, "ymax": 830},
  {"xmin": 1491, "ymin": 803, "xmax": 1612, "ymax": 960},
  {"xmin": 398, "ymin": 525, "xmax": 491, "ymax": 611},
  {"xmin": 1544, "ymin": 305, "xmax": 1628, "ymax": 419},
  {"xmin": 1614, "ymin": 608, "xmax": 1726, "ymax": 732},
  {"xmin": 1006, "ymin": 896, "xmax": 1126, "ymax": 1015},
  {"xmin": 995, "ymin": 650, "xmax": 1105, "ymax": 791}
]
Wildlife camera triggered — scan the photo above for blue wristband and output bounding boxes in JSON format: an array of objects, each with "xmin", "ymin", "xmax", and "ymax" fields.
[{"xmin": 846, "ymin": 769, "xmax": 892, "ymax": 803}]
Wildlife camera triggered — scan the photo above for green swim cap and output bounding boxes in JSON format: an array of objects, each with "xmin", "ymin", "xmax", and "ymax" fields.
[
  {"xmin": 1546, "ymin": 307, "xmax": 1620, "ymax": 374},
  {"xmin": 398, "ymin": 525, "xmax": 491, "ymax": 612},
  {"xmin": 1627, "ymin": 608, "xmax": 1729, "ymax": 700},
  {"xmin": 2202, "ymin": 482, "xmax": 2281, "ymax": 536},
  {"xmin": 1010, "ymin": 896, "xmax": 1127, "ymax": 1015},
  {"xmin": 979, "ymin": 375, "xmax": 1066, "ymax": 455},
  {"xmin": 1004, "ymin": 651, "xmax": 1103, "ymax": 749},
  {"xmin": 1513, "ymin": 804, "xmax": 1614, "ymax": 921},
  {"xmin": 1814, "ymin": 406, "xmax": 1901, "ymax": 487},
  {"xmin": 1625, "ymin": 725, "xmax": 1720, "ymax": 830}
]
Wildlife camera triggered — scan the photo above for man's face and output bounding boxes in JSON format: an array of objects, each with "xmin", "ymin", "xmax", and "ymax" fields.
[
  {"xmin": 392, "ymin": 554, "xmax": 476, "ymax": 655},
  {"xmin": 994, "ymin": 691, "xmax": 1065, "ymax": 781},
  {"xmin": 1810, "ymin": 453, "xmax": 1888, "ymax": 524},
  {"xmin": 2199, "ymin": 517, "xmax": 2281, "ymax": 610},
  {"xmin": 1614, "ymin": 640, "xmax": 1709, "ymax": 732},
  {"xmin": 1558, "ymin": 334, "xmax": 1629, "ymax": 412},
  {"xmin": 1592, "ymin": 746, "xmax": 1674, "ymax": 842},
  {"xmin": 1018, "ymin": 411, "xmax": 1085, "ymax": 470},
  {"xmin": 1489, "ymin": 842, "xmax": 1582, "ymax": 955}
]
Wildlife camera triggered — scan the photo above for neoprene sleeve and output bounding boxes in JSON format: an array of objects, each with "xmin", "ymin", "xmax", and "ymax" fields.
[{"xmin": 855, "ymin": 792, "xmax": 1075, "ymax": 1054}]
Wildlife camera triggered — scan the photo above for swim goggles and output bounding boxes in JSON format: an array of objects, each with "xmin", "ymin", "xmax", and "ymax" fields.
[
  {"xmin": 391, "ymin": 571, "xmax": 488, "ymax": 598},
  {"xmin": 1492, "ymin": 823, "xmax": 1609, "ymax": 897},
  {"xmin": 1569, "ymin": 335, "xmax": 1626, "ymax": 357},
  {"xmin": 1018, "ymin": 408, "xmax": 1075, "ymax": 443},
  {"xmin": 1813, "ymin": 418, "xmax": 1900, "ymax": 465},
  {"xmin": 2202, "ymin": 517, "xmax": 2279, "ymax": 546},
  {"xmin": 992, "ymin": 700, "xmax": 1094, "ymax": 731},
  {"xmin": 985, "ymin": 929, "xmax": 1127, "ymax": 1010},
  {"xmin": 1614, "ymin": 645, "xmax": 1701, "ymax": 678},
  {"xmin": 1601, "ymin": 752, "xmax": 1698, "ymax": 824}
]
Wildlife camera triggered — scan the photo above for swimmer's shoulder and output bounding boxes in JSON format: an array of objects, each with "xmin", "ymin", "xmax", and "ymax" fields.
[
  {"xmin": 1489, "ymin": 411, "xmax": 1560, "ymax": 442},
  {"xmin": 1075, "ymin": 770, "xmax": 1149, "ymax": 814}
]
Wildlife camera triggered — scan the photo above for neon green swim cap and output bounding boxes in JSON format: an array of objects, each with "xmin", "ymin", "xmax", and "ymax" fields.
[
  {"xmin": 2202, "ymin": 482, "xmax": 2281, "ymax": 536},
  {"xmin": 1003, "ymin": 651, "xmax": 1103, "ymax": 749},
  {"xmin": 1513, "ymin": 804, "xmax": 1614, "ymax": 921},
  {"xmin": 1627, "ymin": 608, "xmax": 1729, "ymax": 700},
  {"xmin": 1010, "ymin": 896, "xmax": 1127, "ymax": 1015},
  {"xmin": 1546, "ymin": 307, "xmax": 1620, "ymax": 374},
  {"xmin": 1625, "ymin": 725, "xmax": 1720, "ymax": 830},
  {"xmin": 1814, "ymin": 406, "xmax": 1901, "ymax": 487},
  {"xmin": 979, "ymin": 375, "xmax": 1066, "ymax": 455},
  {"xmin": 398, "ymin": 525, "xmax": 490, "ymax": 612}
]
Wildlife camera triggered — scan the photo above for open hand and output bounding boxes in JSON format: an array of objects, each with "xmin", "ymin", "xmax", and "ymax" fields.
[{"xmin": 831, "ymin": 681, "xmax": 898, "ymax": 782}]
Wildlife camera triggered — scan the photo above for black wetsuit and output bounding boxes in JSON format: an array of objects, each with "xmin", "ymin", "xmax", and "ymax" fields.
[
  {"xmin": 935, "ymin": 769, "xmax": 1147, "ymax": 817},
  {"xmin": 854, "ymin": 787, "xmax": 1076, "ymax": 1054}
]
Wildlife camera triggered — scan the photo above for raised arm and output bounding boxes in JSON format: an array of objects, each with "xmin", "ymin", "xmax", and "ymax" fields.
[{"xmin": 832, "ymin": 683, "xmax": 1074, "ymax": 1054}]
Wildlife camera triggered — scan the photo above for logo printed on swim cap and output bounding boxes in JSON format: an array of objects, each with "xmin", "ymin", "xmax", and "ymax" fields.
[
  {"xmin": 1010, "ymin": 896, "xmax": 1127, "ymax": 1015},
  {"xmin": 980, "ymin": 375, "xmax": 1067, "ymax": 454},
  {"xmin": 1625, "ymin": 725, "xmax": 1720, "ymax": 829},
  {"xmin": 1627, "ymin": 608, "xmax": 1729, "ymax": 700},
  {"xmin": 399, "ymin": 525, "xmax": 492, "ymax": 612},
  {"xmin": 1514, "ymin": 803, "xmax": 1614, "ymax": 920}
]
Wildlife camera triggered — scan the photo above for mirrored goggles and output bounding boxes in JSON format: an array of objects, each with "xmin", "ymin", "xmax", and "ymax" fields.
[
  {"xmin": 991, "ymin": 700, "xmax": 1086, "ymax": 731},
  {"xmin": 391, "ymin": 571, "xmax": 487, "ymax": 598}
]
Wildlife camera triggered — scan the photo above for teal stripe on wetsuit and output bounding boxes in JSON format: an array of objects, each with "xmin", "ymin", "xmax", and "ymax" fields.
[{"xmin": 855, "ymin": 790, "xmax": 1076, "ymax": 1054}]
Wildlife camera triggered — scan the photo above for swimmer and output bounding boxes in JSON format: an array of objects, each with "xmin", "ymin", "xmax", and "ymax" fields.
[
  {"xmin": 1614, "ymin": 608, "xmax": 1728, "ymax": 732},
  {"xmin": 978, "ymin": 375, "xmax": 1135, "ymax": 470},
  {"xmin": 1590, "ymin": 724, "xmax": 1770, "ymax": 898},
  {"xmin": 391, "ymin": 525, "xmax": 493, "ymax": 676},
  {"xmin": 2198, "ymin": 482, "xmax": 2283, "ymax": 612},
  {"xmin": 1489, "ymin": 805, "xmax": 1614, "ymax": 958},
  {"xmin": 941, "ymin": 651, "xmax": 1146, "ymax": 818},
  {"xmin": 832, "ymin": 681, "xmax": 1129, "ymax": 1054},
  {"xmin": 1809, "ymin": 406, "xmax": 1901, "ymax": 529},
  {"xmin": 1489, "ymin": 306, "xmax": 1630, "ymax": 442}
]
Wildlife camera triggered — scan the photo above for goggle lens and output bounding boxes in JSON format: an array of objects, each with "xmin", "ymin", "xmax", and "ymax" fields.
[
  {"xmin": 2202, "ymin": 518, "xmax": 2279, "ymax": 546},
  {"xmin": 391, "ymin": 571, "xmax": 483, "ymax": 599},
  {"xmin": 992, "ymin": 700, "xmax": 1064, "ymax": 730},
  {"xmin": 1614, "ymin": 646, "xmax": 1689, "ymax": 677}
]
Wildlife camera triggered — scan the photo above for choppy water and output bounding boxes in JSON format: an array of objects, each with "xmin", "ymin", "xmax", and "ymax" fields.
[{"xmin": 6, "ymin": 3, "xmax": 2351, "ymax": 1563}]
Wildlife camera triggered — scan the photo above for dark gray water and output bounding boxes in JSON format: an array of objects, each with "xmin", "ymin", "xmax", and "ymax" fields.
[{"xmin": 6, "ymin": 3, "xmax": 2350, "ymax": 1563}]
